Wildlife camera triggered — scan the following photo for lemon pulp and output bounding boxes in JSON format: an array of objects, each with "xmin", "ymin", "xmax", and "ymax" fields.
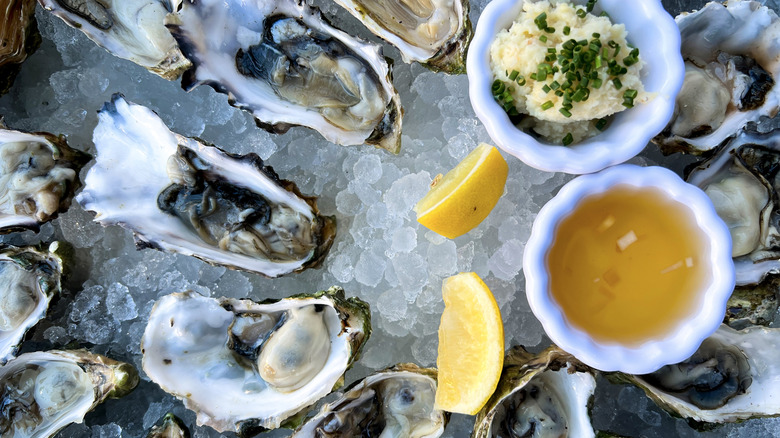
[
  {"xmin": 435, "ymin": 272, "xmax": 504, "ymax": 415},
  {"xmin": 415, "ymin": 143, "xmax": 508, "ymax": 239}
]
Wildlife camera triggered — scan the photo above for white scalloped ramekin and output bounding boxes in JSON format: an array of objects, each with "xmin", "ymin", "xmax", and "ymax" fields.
[
  {"xmin": 467, "ymin": 0, "xmax": 684, "ymax": 174},
  {"xmin": 523, "ymin": 165, "xmax": 735, "ymax": 374}
]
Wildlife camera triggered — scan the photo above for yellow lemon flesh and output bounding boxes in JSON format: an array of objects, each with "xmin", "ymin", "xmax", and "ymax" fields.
[
  {"xmin": 414, "ymin": 143, "xmax": 508, "ymax": 239},
  {"xmin": 435, "ymin": 272, "xmax": 504, "ymax": 415}
]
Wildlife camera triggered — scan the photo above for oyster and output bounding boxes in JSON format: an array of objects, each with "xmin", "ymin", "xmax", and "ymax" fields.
[
  {"xmin": 147, "ymin": 413, "xmax": 190, "ymax": 438},
  {"xmin": 615, "ymin": 324, "xmax": 780, "ymax": 424},
  {"xmin": 0, "ymin": 0, "xmax": 41, "ymax": 95},
  {"xmin": 686, "ymin": 130, "xmax": 780, "ymax": 285},
  {"xmin": 654, "ymin": 1, "xmax": 780, "ymax": 155},
  {"xmin": 37, "ymin": 0, "xmax": 191, "ymax": 79},
  {"xmin": 291, "ymin": 363, "xmax": 447, "ymax": 438},
  {"xmin": 77, "ymin": 94, "xmax": 335, "ymax": 277},
  {"xmin": 473, "ymin": 345, "xmax": 597, "ymax": 438},
  {"xmin": 141, "ymin": 287, "xmax": 371, "ymax": 434},
  {"xmin": 0, "ymin": 120, "xmax": 90, "ymax": 234},
  {"xmin": 331, "ymin": 0, "xmax": 472, "ymax": 74},
  {"xmin": 0, "ymin": 242, "xmax": 63, "ymax": 363},
  {"xmin": 0, "ymin": 349, "xmax": 139, "ymax": 437},
  {"xmin": 165, "ymin": 0, "xmax": 403, "ymax": 153}
]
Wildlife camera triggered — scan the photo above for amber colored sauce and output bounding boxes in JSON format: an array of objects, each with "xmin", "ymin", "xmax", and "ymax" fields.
[{"xmin": 547, "ymin": 185, "xmax": 710, "ymax": 346}]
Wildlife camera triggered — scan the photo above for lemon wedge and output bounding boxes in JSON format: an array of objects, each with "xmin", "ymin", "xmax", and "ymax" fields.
[
  {"xmin": 435, "ymin": 272, "xmax": 504, "ymax": 415},
  {"xmin": 414, "ymin": 143, "xmax": 508, "ymax": 239}
]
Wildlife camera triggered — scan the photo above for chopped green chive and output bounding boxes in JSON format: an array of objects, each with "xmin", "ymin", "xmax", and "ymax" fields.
[
  {"xmin": 612, "ymin": 78, "xmax": 622, "ymax": 89},
  {"xmin": 563, "ymin": 26, "xmax": 571, "ymax": 35},
  {"xmin": 576, "ymin": 8, "xmax": 587, "ymax": 18},
  {"xmin": 559, "ymin": 108, "xmax": 572, "ymax": 118},
  {"xmin": 545, "ymin": 27, "xmax": 555, "ymax": 33},
  {"xmin": 540, "ymin": 35, "xmax": 548, "ymax": 43},
  {"xmin": 591, "ymin": 78, "xmax": 603, "ymax": 89},
  {"xmin": 516, "ymin": 76, "xmax": 526, "ymax": 86},
  {"xmin": 508, "ymin": 70, "xmax": 519, "ymax": 80},
  {"xmin": 492, "ymin": 80, "xmax": 505, "ymax": 95},
  {"xmin": 542, "ymin": 84, "xmax": 551, "ymax": 93},
  {"xmin": 595, "ymin": 118, "xmax": 608, "ymax": 130},
  {"xmin": 541, "ymin": 100, "xmax": 554, "ymax": 110},
  {"xmin": 562, "ymin": 132, "xmax": 574, "ymax": 146},
  {"xmin": 624, "ymin": 89, "xmax": 638, "ymax": 99}
]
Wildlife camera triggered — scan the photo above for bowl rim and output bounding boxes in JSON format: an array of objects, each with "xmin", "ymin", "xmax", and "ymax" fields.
[
  {"xmin": 466, "ymin": 0, "xmax": 684, "ymax": 174},
  {"xmin": 522, "ymin": 164, "xmax": 735, "ymax": 373}
]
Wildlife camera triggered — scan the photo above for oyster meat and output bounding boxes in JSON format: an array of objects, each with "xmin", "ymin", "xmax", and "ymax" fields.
[
  {"xmin": 616, "ymin": 324, "xmax": 780, "ymax": 424},
  {"xmin": 0, "ymin": 0, "xmax": 40, "ymax": 95},
  {"xmin": 0, "ymin": 120, "xmax": 90, "ymax": 234},
  {"xmin": 654, "ymin": 1, "xmax": 780, "ymax": 155},
  {"xmin": 0, "ymin": 349, "xmax": 139, "ymax": 438},
  {"xmin": 0, "ymin": 242, "xmax": 63, "ymax": 363},
  {"xmin": 473, "ymin": 345, "xmax": 597, "ymax": 438},
  {"xmin": 37, "ymin": 0, "xmax": 191, "ymax": 79},
  {"xmin": 686, "ymin": 130, "xmax": 780, "ymax": 285},
  {"xmin": 292, "ymin": 363, "xmax": 447, "ymax": 438},
  {"xmin": 77, "ymin": 94, "xmax": 335, "ymax": 277},
  {"xmin": 141, "ymin": 287, "xmax": 371, "ymax": 434},
  {"xmin": 332, "ymin": 0, "xmax": 472, "ymax": 74},
  {"xmin": 166, "ymin": 0, "xmax": 403, "ymax": 153}
]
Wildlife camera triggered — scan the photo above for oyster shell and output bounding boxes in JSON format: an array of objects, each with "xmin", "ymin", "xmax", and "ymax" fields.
[
  {"xmin": 331, "ymin": 0, "xmax": 472, "ymax": 74},
  {"xmin": 147, "ymin": 413, "xmax": 190, "ymax": 438},
  {"xmin": 724, "ymin": 276, "xmax": 780, "ymax": 329},
  {"xmin": 141, "ymin": 287, "xmax": 371, "ymax": 434},
  {"xmin": 0, "ymin": 242, "xmax": 63, "ymax": 363},
  {"xmin": 654, "ymin": 1, "xmax": 780, "ymax": 155},
  {"xmin": 0, "ymin": 349, "xmax": 139, "ymax": 438},
  {"xmin": 165, "ymin": 0, "xmax": 403, "ymax": 153},
  {"xmin": 0, "ymin": 120, "xmax": 90, "ymax": 234},
  {"xmin": 686, "ymin": 130, "xmax": 780, "ymax": 285},
  {"xmin": 473, "ymin": 345, "xmax": 597, "ymax": 438},
  {"xmin": 291, "ymin": 363, "xmax": 447, "ymax": 438},
  {"xmin": 77, "ymin": 94, "xmax": 336, "ymax": 277},
  {"xmin": 0, "ymin": 0, "xmax": 41, "ymax": 96},
  {"xmin": 614, "ymin": 324, "xmax": 780, "ymax": 425},
  {"xmin": 37, "ymin": 0, "xmax": 191, "ymax": 79}
]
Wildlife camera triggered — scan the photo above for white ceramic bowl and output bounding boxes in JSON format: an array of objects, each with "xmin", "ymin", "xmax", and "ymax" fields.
[
  {"xmin": 523, "ymin": 165, "xmax": 735, "ymax": 374},
  {"xmin": 467, "ymin": 0, "xmax": 684, "ymax": 174}
]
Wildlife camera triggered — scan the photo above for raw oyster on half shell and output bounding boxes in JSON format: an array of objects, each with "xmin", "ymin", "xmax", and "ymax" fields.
[
  {"xmin": 166, "ymin": 0, "xmax": 403, "ymax": 153},
  {"xmin": 77, "ymin": 94, "xmax": 336, "ymax": 277},
  {"xmin": 0, "ymin": 242, "xmax": 63, "ymax": 363},
  {"xmin": 37, "ymin": 0, "xmax": 191, "ymax": 79},
  {"xmin": 654, "ymin": 0, "xmax": 780, "ymax": 155},
  {"xmin": 0, "ymin": 0, "xmax": 41, "ymax": 95},
  {"xmin": 141, "ymin": 287, "xmax": 371, "ymax": 434},
  {"xmin": 291, "ymin": 363, "xmax": 447, "ymax": 437},
  {"xmin": 331, "ymin": 0, "xmax": 472, "ymax": 74},
  {"xmin": 686, "ymin": 130, "xmax": 780, "ymax": 285},
  {"xmin": 0, "ymin": 349, "xmax": 139, "ymax": 438},
  {"xmin": 614, "ymin": 324, "xmax": 780, "ymax": 425},
  {"xmin": 0, "ymin": 120, "xmax": 90, "ymax": 234},
  {"xmin": 473, "ymin": 345, "xmax": 597, "ymax": 438}
]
